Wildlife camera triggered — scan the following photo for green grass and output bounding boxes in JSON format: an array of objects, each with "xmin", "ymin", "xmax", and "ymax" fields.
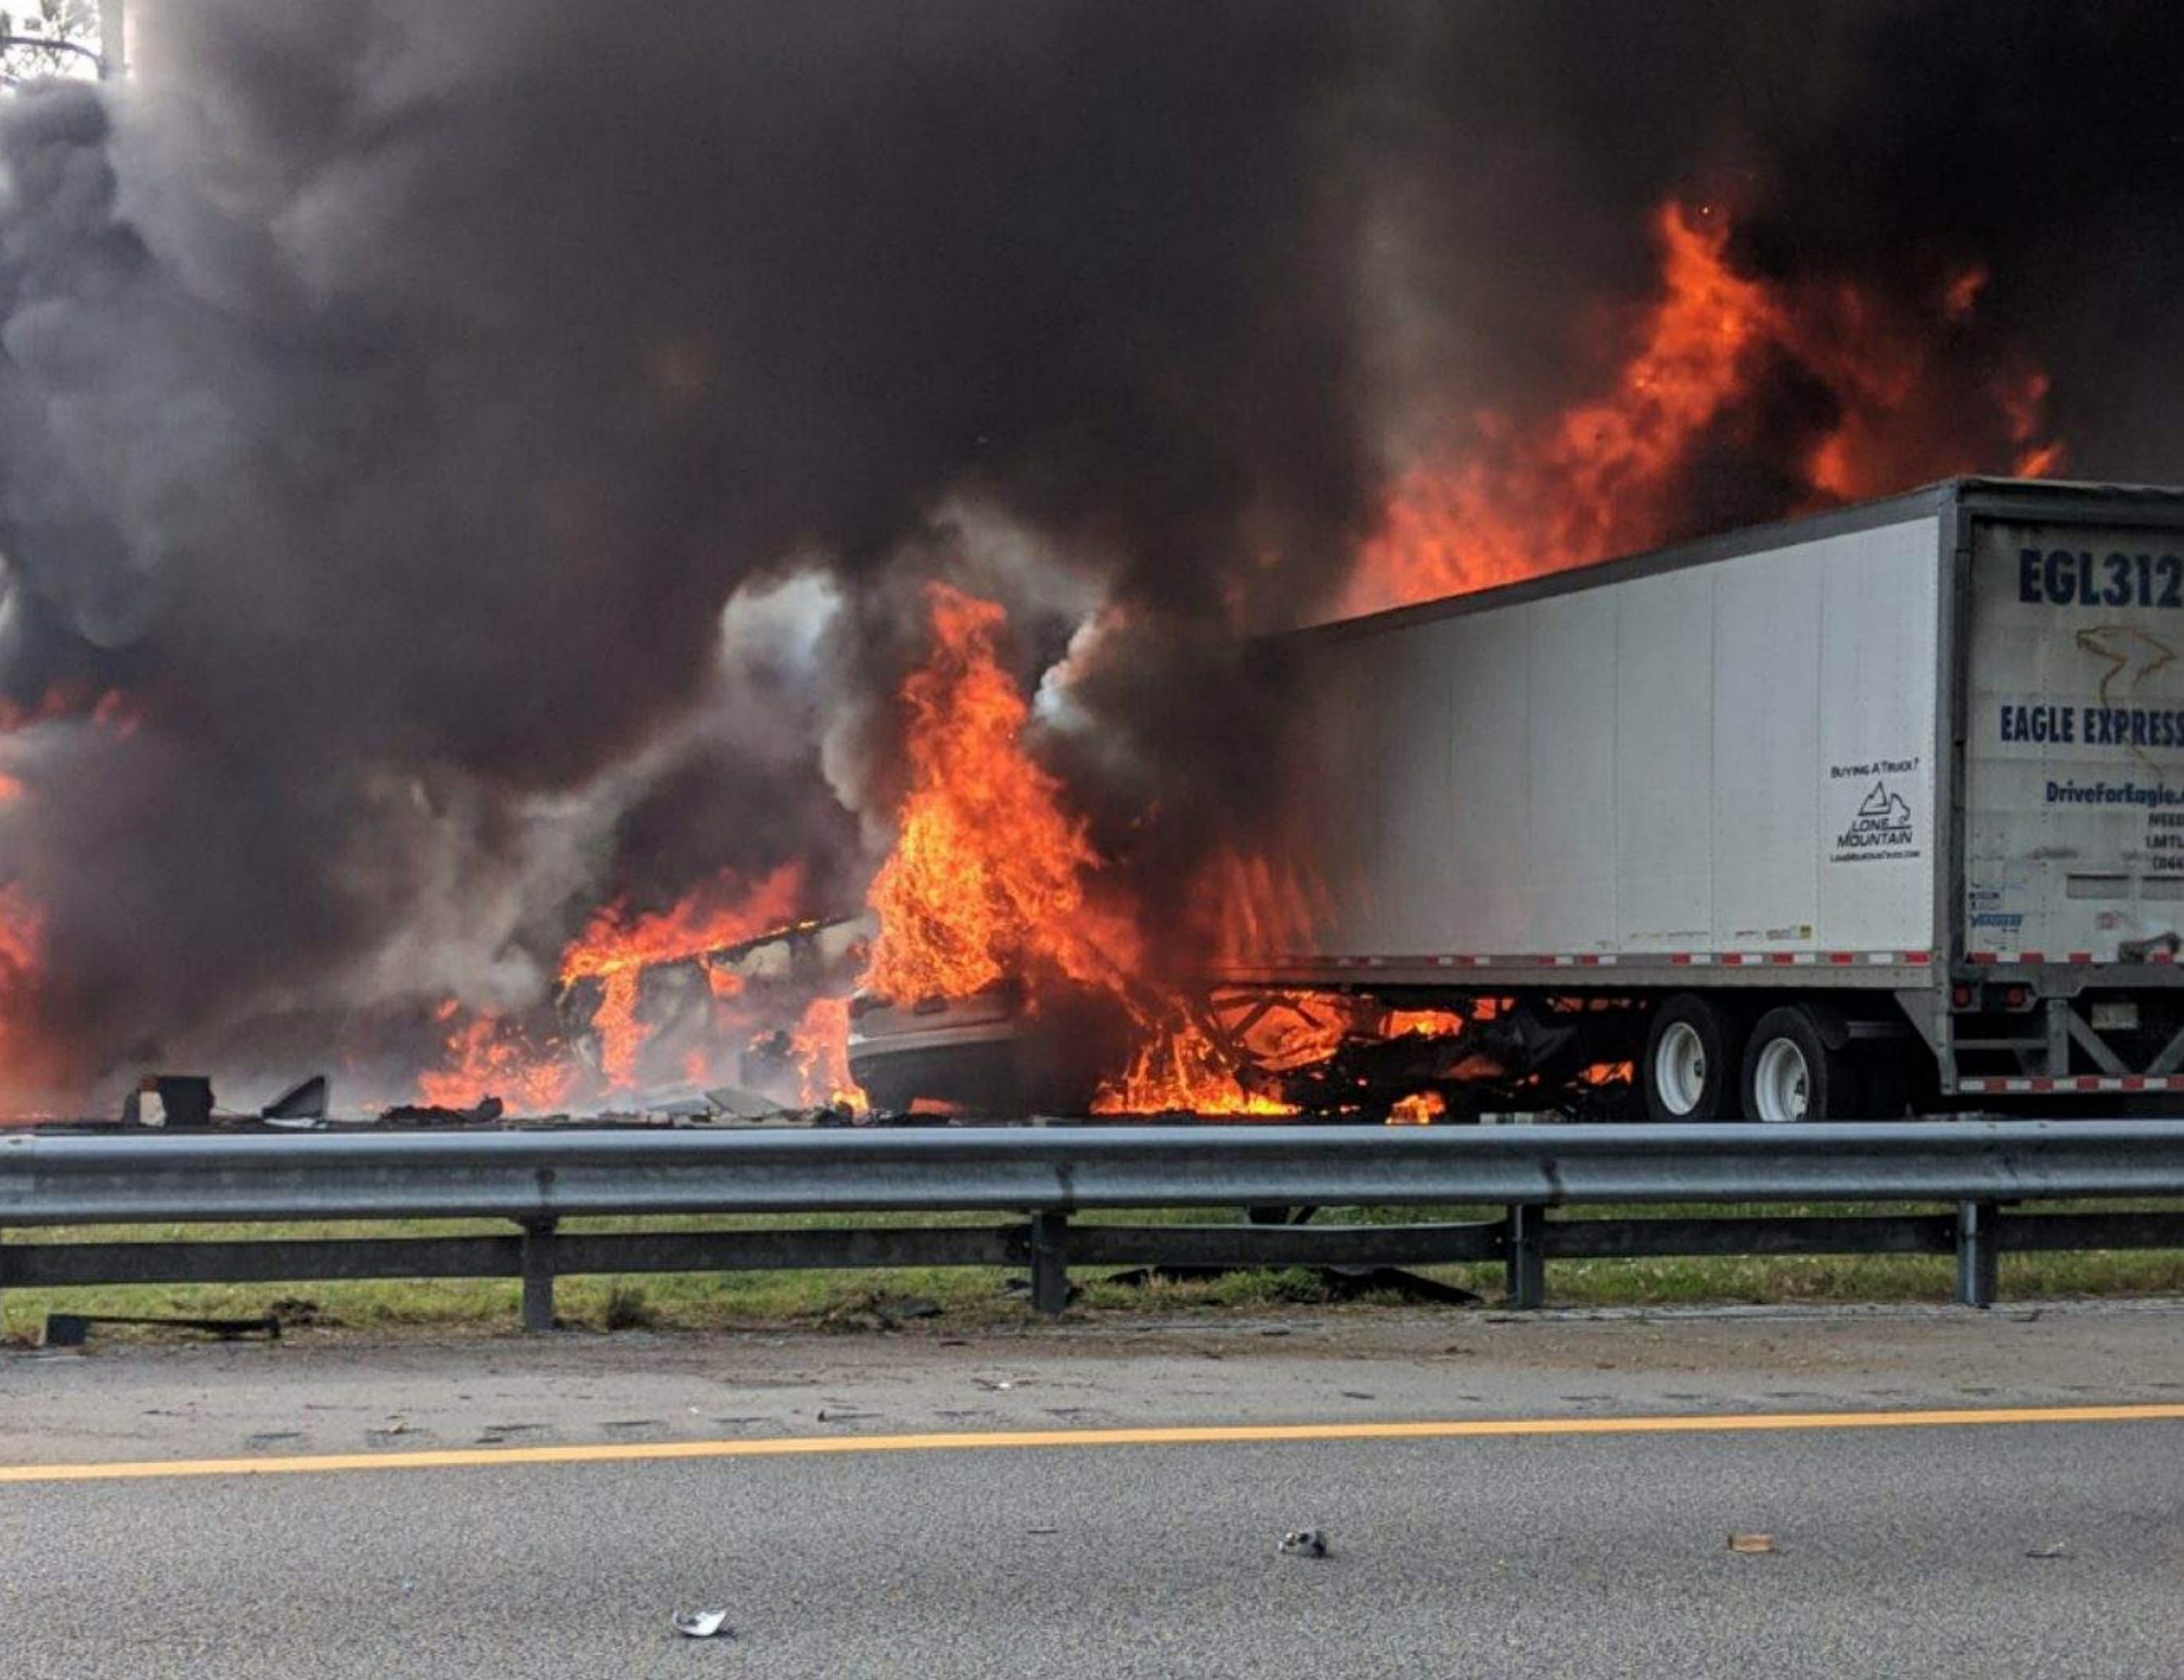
[{"xmin": 2, "ymin": 1202, "xmax": 2179, "ymax": 1340}]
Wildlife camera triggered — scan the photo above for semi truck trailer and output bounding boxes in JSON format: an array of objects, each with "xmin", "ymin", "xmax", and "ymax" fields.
[{"xmin": 1211, "ymin": 476, "xmax": 2184, "ymax": 1120}]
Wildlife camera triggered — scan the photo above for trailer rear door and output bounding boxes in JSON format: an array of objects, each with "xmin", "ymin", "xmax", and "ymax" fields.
[{"xmin": 1965, "ymin": 517, "xmax": 2184, "ymax": 961}]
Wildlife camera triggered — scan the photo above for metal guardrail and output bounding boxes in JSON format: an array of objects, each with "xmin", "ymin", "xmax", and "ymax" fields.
[{"xmin": 1, "ymin": 1121, "xmax": 2181, "ymax": 1327}]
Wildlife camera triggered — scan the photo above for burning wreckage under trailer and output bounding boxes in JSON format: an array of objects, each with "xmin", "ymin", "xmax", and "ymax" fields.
[{"xmin": 845, "ymin": 985, "xmax": 1642, "ymax": 1122}]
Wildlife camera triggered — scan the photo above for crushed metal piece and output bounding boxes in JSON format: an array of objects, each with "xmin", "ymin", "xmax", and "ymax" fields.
[
  {"xmin": 1278, "ymin": 1529, "xmax": 1328, "ymax": 1558},
  {"xmin": 1728, "ymin": 1533, "xmax": 1775, "ymax": 1554},
  {"xmin": 2025, "ymin": 1542, "xmax": 2070, "ymax": 1559},
  {"xmin": 673, "ymin": 1610, "xmax": 731, "ymax": 1639},
  {"xmin": 261, "ymin": 1074, "xmax": 329, "ymax": 1122}
]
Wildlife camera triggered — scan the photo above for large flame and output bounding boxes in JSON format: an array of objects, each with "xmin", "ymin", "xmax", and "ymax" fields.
[
  {"xmin": 1350, "ymin": 202, "xmax": 2065, "ymax": 612},
  {"xmin": 862, "ymin": 584, "xmax": 1140, "ymax": 1003},
  {"xmin": 860, "ymin": 584, "xmax": 1284, "ymax": 1113},
  {"xmin": 414, "ymin": 863, "xmax": 827, "ymax": 1108},
  {"xmin": 558, "ymin": 862, "xmax": 806, "ymax": 1089}
]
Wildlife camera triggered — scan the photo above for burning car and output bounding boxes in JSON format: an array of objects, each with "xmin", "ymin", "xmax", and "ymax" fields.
[{"xmin": 846, "ymin": 980, "xmax": 1129, "ymax": 1117}]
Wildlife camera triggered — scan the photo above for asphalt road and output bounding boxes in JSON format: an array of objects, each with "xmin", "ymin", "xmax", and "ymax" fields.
[{"xmin": 4, "ymin": 1407, "xmax": 2181, "ymax": 1677}]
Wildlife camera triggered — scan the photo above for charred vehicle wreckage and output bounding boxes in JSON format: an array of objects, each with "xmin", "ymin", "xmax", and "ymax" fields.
[{"xmin": 845, "ymin": 984, "xmax": 1641, "ymax": 1122}]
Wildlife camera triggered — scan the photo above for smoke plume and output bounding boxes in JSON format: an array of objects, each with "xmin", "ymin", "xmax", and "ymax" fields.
[{"xmin": 0, "ymin": 1, "xmax": 2175, "ymax": 1103}]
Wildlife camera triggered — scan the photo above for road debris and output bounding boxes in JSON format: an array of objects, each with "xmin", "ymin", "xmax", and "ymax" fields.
[
  {"xmin": 265, "ymin": 1296, "xmax": 328, "ymax": 1328},
  {"xmin": 1278, "ymin": 1529, "xmax": 1329, "ymax": 1558},
  {"xmin": 2025, "ymin": 1541, "xmax": 2071, "ymax": 1559},
  {"xmin": 1728, "ymin": 1533, "xmax": 1776, "ymax": 1554},
  {"xmin": 260, "ymin": 1074, "xmax": 329, "ymax": 1123},
  {"xmin": 818, "ymin": 1289, "xmax": 942, "ymax": 1333},
  {"xmin": 121, "ymin": 1073, "xmax": 215, "ymax": 1129},
  {"xmin": 43, "ymin": 1311, "xmax": 282, "ymax": 1348},
  {"xmin": 377, "ymin": 1096, "xmax": 505, "ymax": 1126},
  {"xmin": 672, "ymin": 1610, "xmax": 732, "ymax": 1640}
]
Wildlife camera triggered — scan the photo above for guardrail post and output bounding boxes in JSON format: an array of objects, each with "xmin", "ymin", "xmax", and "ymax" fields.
[
  {"xmin": 520, "ymin": 1218, "xmax": 558, "ymax": 1332},
  {"xmin": 1955, "ymin": 1200, "xmax": 1999, "ymax": 1309},
  {"xmin": 1505, "ymin": 1205, "xmax": 1546, "ymax": 1310},
  {"xmin": 1028, "ymin": 1212, "xmax": 1070, "ymax": 1315}
]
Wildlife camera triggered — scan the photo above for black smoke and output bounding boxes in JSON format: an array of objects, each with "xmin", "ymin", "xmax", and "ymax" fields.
[{"xmin": 0, "ymin": 1, "xmax": 2176, "ymax": 1102}]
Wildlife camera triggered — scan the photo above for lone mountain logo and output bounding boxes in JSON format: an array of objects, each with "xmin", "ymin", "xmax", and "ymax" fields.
[{"xmin": 1836, "ymin": 781, "xmax": 1914, "ymax": 857}]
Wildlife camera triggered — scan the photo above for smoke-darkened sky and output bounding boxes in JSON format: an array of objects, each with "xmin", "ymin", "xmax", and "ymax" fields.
[{"xmin": 0, "ymin": 0, "xmax": 2176, "ymax": 1101}]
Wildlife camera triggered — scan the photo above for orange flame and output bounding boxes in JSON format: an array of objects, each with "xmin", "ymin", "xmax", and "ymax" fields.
[
  {"xmin": 414, "ymin": 1001, "xmax": 577, "ymax": 1113},
  {"xmin": 1383, "ymin": 1006, "xmax": 1468, "ymax": 1038},
  {"xmin": 862, "ymin": 583, "xmax": 1139, "ymax": 1004},
  {"xmin": 1350, "ymin": 201, "xmax": 2065, "ymax": 612},
  {"xmin": 1388, "ymin": 1090, "xmax": 1445, "ymax": 1125},
  {"xmin": 0, "ymin": 684, "xmax": 141, "ymax": 737},
  {"xmin": 788, "ymin": 994, "xmax": 868, "ymax": 1112},
  {"xmin": 0, "ymin": 884, "xmax": 44, "ymax": 1101},
  {"xmin": 1093, "ymin": 1016, "xmax": 1298, "ymax": 1116},
  {"xmin": 558, "ymin": 862, "xmax": 805, "ymax": 1089},
  {"xmin": 863, "ymin": 585, "xmax": 1283, "ymax": 1114}
]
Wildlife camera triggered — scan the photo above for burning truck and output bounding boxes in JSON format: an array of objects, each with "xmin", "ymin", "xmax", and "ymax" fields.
[
  {"xmin": 0, "ymin": 10, "xmax": 2168, "ymax": 1127},
  {"xmin": 853, "ymin": 477, "xmax": 2184, "ymax": 1123}
]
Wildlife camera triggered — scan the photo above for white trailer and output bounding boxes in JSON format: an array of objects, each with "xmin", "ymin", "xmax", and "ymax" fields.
[{"xmin": 1223, "ymin": 478, "xmax": 2184, "ymax": 1120}]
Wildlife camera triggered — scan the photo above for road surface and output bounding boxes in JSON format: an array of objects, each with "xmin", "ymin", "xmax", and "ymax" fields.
[{"xmin": 2, "ymin": 1305, "xmax": 2180, "ymax": 1677}]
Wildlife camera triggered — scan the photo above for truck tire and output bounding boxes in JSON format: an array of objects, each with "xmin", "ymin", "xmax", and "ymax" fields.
[
  {"xmin": 1742, "ymin": 1005, "xmax": 1861, "ymax": 1123},
  {"xmin": 1643, "ymin": 994, "xmax": 1744, "ymax": 1122}
]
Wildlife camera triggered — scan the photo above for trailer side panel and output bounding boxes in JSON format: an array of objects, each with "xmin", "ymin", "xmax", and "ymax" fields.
[{"xmin": 1293, "ymin": 515, "xmax": 1942, "ymax": 966}]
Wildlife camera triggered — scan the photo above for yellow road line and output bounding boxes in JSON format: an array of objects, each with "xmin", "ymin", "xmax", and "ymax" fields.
[{"xmin": 1, "ymin": 1403, "xmax": 2180, "ymax": 1486}]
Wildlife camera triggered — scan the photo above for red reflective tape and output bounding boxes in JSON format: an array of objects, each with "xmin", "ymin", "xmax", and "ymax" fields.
[
  {"xmin": 1768, "ymin": 953, "xmax": 1797, "ymax": 966},
  {"xmin": 1903, "ymin": 951, "xmax": 1931, "ymax": 965},
  {"xmin": 2019, "ymin": 951, "xmax": 2047, "ymax": 963},
  {"xmin": 2066, "ymin": 952, "xmax": 2094, "ymax": 966},
  {"xmin": 1669, "ymin": 954, "xmax": 1693, "ymax": 966},
  {"xmin": 1826, "ymin": 952, "xmax": 1855, "ymax": 966},
  {"xmin": 1968, "ymin": 952, "xmax": 1999, "ymax": 964}
]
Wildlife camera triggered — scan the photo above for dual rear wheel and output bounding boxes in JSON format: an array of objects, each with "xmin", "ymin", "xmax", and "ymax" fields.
[{"xmin": 1643, "ymin": 994, "xmax": 1884, "ymax": 1123}]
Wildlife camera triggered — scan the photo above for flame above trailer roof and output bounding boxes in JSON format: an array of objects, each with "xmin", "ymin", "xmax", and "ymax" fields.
[{"xmin": 1349, "ymin": 203, "xmax": 2065, "ymax": 614}]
